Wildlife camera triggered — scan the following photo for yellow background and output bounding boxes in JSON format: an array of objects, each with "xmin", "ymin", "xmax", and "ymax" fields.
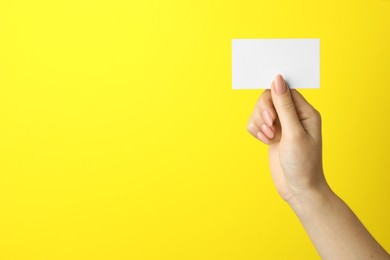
[{"xmin": 0, "ymin": 0, "xmax": 389, "ymax": 259}]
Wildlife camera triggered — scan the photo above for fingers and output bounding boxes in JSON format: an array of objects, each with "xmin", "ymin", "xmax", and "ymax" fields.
[
  {"xmin": 247, "ymin": 89, "xmax": 278, "ymax": 144},
  {"xmin": 255, "ymin": 90, "xmax": 277, "ymax": 127},
  {"xmin": 271, "ymin": 74, "xmax": 304, "ymax": 137},
  {"xmin": 248, "ymin": 74, "xmax": 322, "ymax": 145},
  {"xmin": 257, "ymin": 131, "xmax": 272, "ymax": 144}
]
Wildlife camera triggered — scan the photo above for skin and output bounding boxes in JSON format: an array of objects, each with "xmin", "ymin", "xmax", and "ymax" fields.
[{"xmin": 247, "ymin": 74, "xmax": 390, "ymax": 260}]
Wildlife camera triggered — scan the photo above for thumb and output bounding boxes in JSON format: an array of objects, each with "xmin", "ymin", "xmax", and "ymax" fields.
[{"xmin": 271, "ymin": 74, "xmax": 303, "ymax": 137}]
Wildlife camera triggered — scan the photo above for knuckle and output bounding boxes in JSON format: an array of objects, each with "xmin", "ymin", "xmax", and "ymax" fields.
[
  {"xmin": 257, "ymin": 90, "xmax": 272, "ymax": 107},
  {"xmin": 252, "ymin": 112, "xmax": 263, "ymax": 125},
  {"xmin": 279, "ymin": 98, "xmax": 296, "ymax": 112},
  {"xmin": 246, "ymin": 122, "xmax": 251, "ymax": 132},
  {"xmin": 246, "ymin": 121, "xmax": 258, "ymax": 136},
  {"xmin": 312, "ymin": 108, "xmax": 322, "ymax": 124}
]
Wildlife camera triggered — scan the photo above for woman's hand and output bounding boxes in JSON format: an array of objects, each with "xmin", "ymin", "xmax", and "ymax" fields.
[
  {"xmin": 247, "ymin": 74, "xmax": 328, "ymax": 205},
  {"xmin": 248, "ymin": 74, "xmax": 390, "ymax": 259}
]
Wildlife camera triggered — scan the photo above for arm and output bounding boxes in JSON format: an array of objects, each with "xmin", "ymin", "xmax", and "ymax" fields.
[
  {"xmin": 292, "ymin": 186, "xmax": 388, "ymax": 260},
  {"xmin": 247, "ymin": 74, "xmax": 389, "ymax": 260}
]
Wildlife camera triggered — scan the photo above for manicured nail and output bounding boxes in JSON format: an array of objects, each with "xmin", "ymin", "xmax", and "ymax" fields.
[
  {"xmin": 261, "ymin": 124, "xmax": 274, "ymax": 139},
  {"xmin": 257, "ymin": 131, "xmax": 269, "ymax": 144},
  {"xmin": 262, "ymin": 110, "xmax": 273, "ymax": 127},
  {"xmin": 274, "ymin": 74, "xmax": 286, "ymax": 95}
]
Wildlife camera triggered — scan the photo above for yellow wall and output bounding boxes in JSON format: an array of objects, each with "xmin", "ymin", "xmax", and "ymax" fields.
[{"xmin": 0, "ymin": 0, "xmax": 389, "ymax": 259}]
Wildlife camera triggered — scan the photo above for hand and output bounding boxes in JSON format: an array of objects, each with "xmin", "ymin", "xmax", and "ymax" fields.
[
  {"xmin": 247, "ymin": 74, "xmax": 328, "ymax": 205},
  {"xmin": 248, "ymin": 75, "xmax": 390, "ymax": 259}
]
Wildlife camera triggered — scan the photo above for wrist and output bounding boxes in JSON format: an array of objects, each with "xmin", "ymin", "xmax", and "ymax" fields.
[{"xmin": 286, "ymin": 179, "xmax": 335, "ymax": 219}]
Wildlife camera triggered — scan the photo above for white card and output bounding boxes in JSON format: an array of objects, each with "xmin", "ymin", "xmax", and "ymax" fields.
[{"xmin": 232, "ymin": 39, "xmax": 320, "ymax": 89}]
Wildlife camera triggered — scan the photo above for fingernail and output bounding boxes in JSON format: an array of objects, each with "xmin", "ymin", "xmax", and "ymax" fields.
[
  {"xmin": 262, "ymin": 110, "xmax": 273, "ymax": 127},
  {"xmin": 257, "ymin": 131, "xmax": 269, "ymax": 144},
  {"xmin": 261, "ymin": 124, "xmax": 274, "ymax": 139},
  {"xmin": 274, "ymin": 74, "xmax": 286, "ymax": 95}
]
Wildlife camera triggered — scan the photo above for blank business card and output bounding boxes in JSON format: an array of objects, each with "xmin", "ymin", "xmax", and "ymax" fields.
[{"xmin": 232, "ymin": 39, "xmax": 320, "ymax": 89}]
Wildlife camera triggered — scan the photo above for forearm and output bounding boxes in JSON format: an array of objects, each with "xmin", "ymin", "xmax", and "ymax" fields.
[
  {"xmin": 249, "ymin": 78, "xmax": 389, "ymax": 258},
  {"xmin": 289, "ymin": 182, "xmax": 390, "ymax": 260}
]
